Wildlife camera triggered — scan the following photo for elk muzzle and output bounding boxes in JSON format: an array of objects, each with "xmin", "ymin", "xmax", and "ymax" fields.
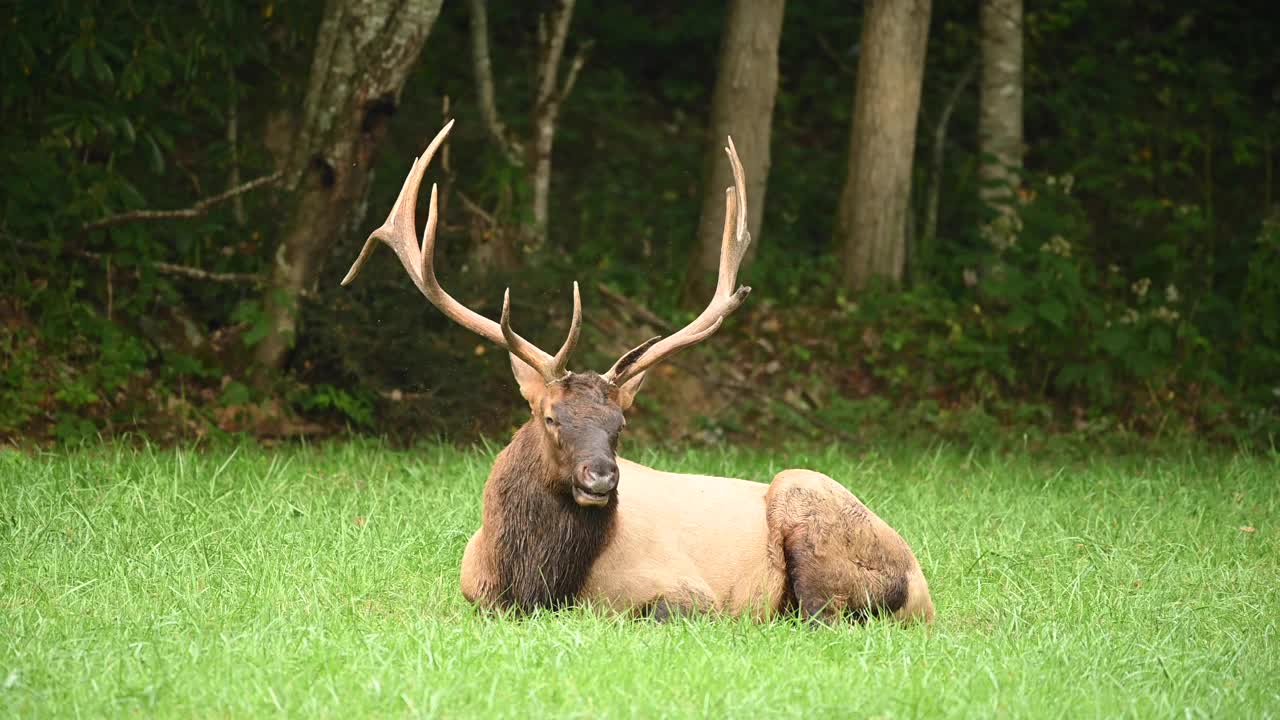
[{"xmin": 573, "ymin": 457, "xmax": 618, "ymax": 507}]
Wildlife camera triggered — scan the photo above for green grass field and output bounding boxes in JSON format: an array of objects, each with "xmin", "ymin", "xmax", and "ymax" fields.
[{"xmin": 1, "ymin": 441, "xmax": 1277, "ymax": 718}]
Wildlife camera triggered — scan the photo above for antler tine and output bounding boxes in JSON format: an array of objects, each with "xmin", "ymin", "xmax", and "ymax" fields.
[
  {"xmin": 549, "ymin": 281, "xmax": 582, "ymax": 379},
  {"xmin": 603, "ymin": 137, "xmax": 753, "ymax": 385},
  {"xmin": 342, "ymin": 120, "xmax": 582, "ymax": 381},
  {"xmin": 718, "ymin": 137, "xmax": 751, "ymax": 293},
  {"xmin": 342, "ymin": 120, "xmax": 454, "ymax": 289},
  {"xmin": 420, "ymin": 183, "xmax": 439, "ymax": 286},
  {"xmin": 500, "ymin": 289, "xmax": 561, "ymax": 377}
]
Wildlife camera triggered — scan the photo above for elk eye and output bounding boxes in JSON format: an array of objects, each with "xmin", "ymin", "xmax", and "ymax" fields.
[{"xmin": 544, "ymin": 416, "xmax": 556, "ymax": 427}]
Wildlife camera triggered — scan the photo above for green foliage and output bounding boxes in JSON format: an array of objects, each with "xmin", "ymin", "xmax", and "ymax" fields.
[
  {"xmin": 218, "ymin": 380, "xmax": 254, "ymax": 407},
  {"xmin": 805, "ymin": 165, "xmax": 1271, "ymax": 444},
  {"xmin": 1, "ymin": 0, "xmax": 1276, "ymax": 446},
  {"xmin": 287, "ymin": 384, "xmax": 375, "ymax": 428},
  {"xmin": 230, "ymin": 298, "xmax": 272, "ymax": 349},
  {"xmin": 963, "ymin": 175, "xmax": 1208, "ymax": 406},
  {"xmin": 1, "ymin": 1, "xmax": 317, "ymax": 441},
  {"xmin": 0, "ymin": 293, "xmax": 152, "ymax": 441},
  {"xmin": 1237, "ymin": 215, "xmax": 1280, "ymax": 405},
  {"xmin": 1019, "ymin": 2, "xmax": 1277, "ymax": 402},
  {"xmin": 0, "ymin": 326, "xmax": 44, "ymax": 431}
]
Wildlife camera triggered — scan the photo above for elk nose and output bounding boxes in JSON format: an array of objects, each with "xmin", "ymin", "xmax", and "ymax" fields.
[{"xmin": 582, "ymin": 459, "xmax": 619, "ymax": 494}]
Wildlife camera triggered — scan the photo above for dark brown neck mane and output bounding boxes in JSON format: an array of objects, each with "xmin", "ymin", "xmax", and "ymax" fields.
[{"xmin": 484, "ymin": 421, "xmax": 617, "ymax": 611}]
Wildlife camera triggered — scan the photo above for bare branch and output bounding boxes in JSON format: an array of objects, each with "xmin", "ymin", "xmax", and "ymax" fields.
[
  {"xmin": 227, "ymin": 71, "xmax": 246, "ymax": 226},
  {"xmin": 815, "ymin": 33, "xmax": 856, "ymax": 74},
  {"xmin": 468, "ymin": 0, "xmax": 523, "ymax": 166},
  {"xmin": 595, "ymin": 282, "xmax": 674, "ymax": 333},
  {"xmin": 150, "ymin": 260, "xmax": 263, "ymax": 285},
  {"xmin": 455, "ymin": 190, "xmax": 500, "ymax": 228},
  {"xmin": 535, "ymin": 0, "xmax": 577, "ymax": 109},
  {"xmin": 555, "ymin": 40, "xmax": 593, "ymax": 108},
  {"xmin": 923, "ymin": 58, "xmax": 978, "ymax": 252},
  {"xmin": 9, "ymin": 235, "xmax": 266, "ymax": 287},
  {"xmin": 440, "ymin": 95, "xmax": 453, "ymax": 176},
  {"xmin": 82, "ymin": 171, "xmax": 283, "ymax": 233}
]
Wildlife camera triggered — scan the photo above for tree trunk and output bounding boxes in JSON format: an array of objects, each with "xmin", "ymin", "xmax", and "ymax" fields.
[
  {"xmin": 683, "ymin": 0, "xmax": 785, "ymax": 304},
  {"xmin": 254, "ymin": 0, "xmax": 444, "ymax": 372},
  {"xmin": 835, "ymin": 0, "xmax": 931, "ymax": 292},
  {"xmin": 978, "ymin": 0, "xmax": 1023, "ymax": 215},
  {"xmin": 468, "ymin": 0, "xmax": 586, "ymax": 262},
  {"xmin": 526, "ymin": 0, "xmax": 582, "ymax": 256},
  {"xmin": 528, "ymin": 98, "xmax": 559, "ymax": 256}
]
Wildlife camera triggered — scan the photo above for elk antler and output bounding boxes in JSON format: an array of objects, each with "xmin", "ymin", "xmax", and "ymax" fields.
[
  {"xmin": 603, "ymin": 137, "xmax": 752, "ymax": 386},
  {"xmin": 341, "ymin": 120, "xmax": 581, "ymax": 382}
]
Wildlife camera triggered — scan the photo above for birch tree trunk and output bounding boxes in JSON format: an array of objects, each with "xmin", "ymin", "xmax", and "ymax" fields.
[
  {"xmin": 527, "ymin": 0, "xmax": 585, "ymax": 255},
  {"xmin": 683, "ymin": 0, "xmax": 785, "ymax": 304},
  {"xmin": 836, "ymin": 0, "xmax": 931, "ymax": 291},
  {"xmin": 254, "ymin": 0, "xmax": 444, "ymax": 372},
  {"xmin": 978, "ymin": 0, "xmax": 1023, "ymax": 215},
  {"xmin": 468, "ymin": 0, "xmax": 587, "ymax": 261}
]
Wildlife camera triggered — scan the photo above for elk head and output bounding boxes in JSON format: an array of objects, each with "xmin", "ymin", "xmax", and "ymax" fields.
[{"xmin": 342, "ymin": 120, "xmax": 752, "ymax": 507}]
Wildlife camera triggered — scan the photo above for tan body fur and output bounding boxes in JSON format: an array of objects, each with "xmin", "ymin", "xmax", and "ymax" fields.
[{"xmin": 462, "ymin": 457, "xmax": 934, "ymax": 623}]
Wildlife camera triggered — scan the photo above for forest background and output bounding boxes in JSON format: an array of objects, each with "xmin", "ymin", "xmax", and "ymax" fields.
[{"xmin": 3, "ymin": 0, "xmax": 1277, "ymax": 451}]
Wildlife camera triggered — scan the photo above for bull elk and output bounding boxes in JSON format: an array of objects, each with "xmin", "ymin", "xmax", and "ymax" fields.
[{"xmin": 342, "ymin": 121, "xmax": 934, "ymax": 624}]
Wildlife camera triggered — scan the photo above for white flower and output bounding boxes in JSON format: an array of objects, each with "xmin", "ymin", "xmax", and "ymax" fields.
[
  {"xmin": 1131, "ymin": 278, "xmax": 1151, "ymax": 299},
  {"xmin": 1039, "ymin": 234, "xmax": 1072, "ymax": 257},
  {"xmin": 1165, "ymin": 284, "xmax": 1179, "ymax": 304},
  {"xmin": 982, "ymin": 215, "xmax": 1020, "ymax": 251}
]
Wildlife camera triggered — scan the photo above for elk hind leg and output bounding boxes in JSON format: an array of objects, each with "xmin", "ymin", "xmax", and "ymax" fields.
[{"xmin": 766, "ymin": 469, "xmax": 914, "ymax": 624}]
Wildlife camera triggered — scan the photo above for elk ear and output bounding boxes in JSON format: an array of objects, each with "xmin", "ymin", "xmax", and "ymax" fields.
[
  {"xmin": 616, "ymin": 371, "xmax": 647, "ymax": 412},
  {"xmin": 510, "ymin": 353, "xmax": 545, "ymax": 408}
]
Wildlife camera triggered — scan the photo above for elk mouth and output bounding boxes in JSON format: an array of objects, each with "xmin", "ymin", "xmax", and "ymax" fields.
[
  {"xmin": 572, "ymin": 484, "xmax": 612, "ymax": 507},
  {"xmin": 572, "ymin": 459, "xmax": 618, "ymax": 507}
]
